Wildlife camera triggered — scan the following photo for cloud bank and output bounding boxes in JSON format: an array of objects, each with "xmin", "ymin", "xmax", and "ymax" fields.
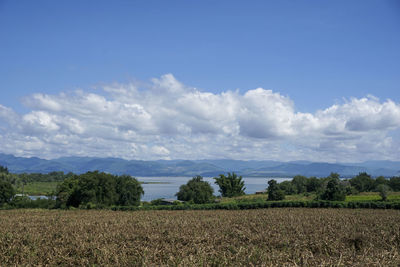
[{"xmin": 1, "ymin": 74, "xmax": 400, "ymax": 162}]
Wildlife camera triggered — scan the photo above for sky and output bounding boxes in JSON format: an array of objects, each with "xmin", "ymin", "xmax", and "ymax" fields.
[{"xmin": 0, "ymin": 0, "xmax": 400, "ymax": 162}]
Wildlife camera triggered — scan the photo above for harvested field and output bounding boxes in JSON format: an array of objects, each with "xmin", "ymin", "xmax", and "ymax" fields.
[{"xmin": 1, "ymin": 208, "xmax": 400, "ymax": 266}]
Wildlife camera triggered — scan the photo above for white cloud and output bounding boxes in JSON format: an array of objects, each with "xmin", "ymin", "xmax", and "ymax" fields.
[{"xmin": 1, "ymin": 74, "xmax": 400, "ymax": 161}]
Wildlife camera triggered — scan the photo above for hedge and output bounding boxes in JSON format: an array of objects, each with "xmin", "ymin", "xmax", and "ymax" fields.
[{"xmin": 110, "ymin": 200, "xmax": 400, "ymax": 211}]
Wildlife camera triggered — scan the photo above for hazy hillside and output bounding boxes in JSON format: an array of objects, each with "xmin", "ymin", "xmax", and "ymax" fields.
[{"xmin": 0, "ymin": 153, "xmax": 399, "ymax": 177}]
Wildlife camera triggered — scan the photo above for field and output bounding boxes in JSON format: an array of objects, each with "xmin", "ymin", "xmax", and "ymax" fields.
[
  {"xmin": 221, "ymin": 191, "xmax": 400, "ymax": 203},
  {"xmin": 1, "ymin": 209, "xmax": 400, "ymax": 266},
  {"xmin": 16, "ymin": 181, "xmax": 59, "ymax": 196},
  {"xmin": 345, "ymin": 192, "xmax": 400, "ymax": 202}
]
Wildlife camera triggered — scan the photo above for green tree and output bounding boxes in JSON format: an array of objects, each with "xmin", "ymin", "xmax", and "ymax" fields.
[
  {"xmin": 388, "ymin": 177, "xmax": 400, "ymax": 191},
  {"xmin": 267, "ymin": 179, "xmax": 285, "ymax": 201},
  {"xmin": 373, "ymin": 176, "xmax": 388, "ymax": 191},
  {"xmin": 327, "ymin": 172, "xmax": 340, "ymax": 180},
  {"xmin": 319, "ymin": 178, "xmax": 346, "ymax": 201},
  {"xmin": 55, "ymin": 176, "xmax": 80, "ymax": 208},
  {"xmin": 349, "ymin": 172, "xmax": 374, "ymax": 192},
  {"xmin": 115, "ymin": 175, "xmax": 144, "ymax": 206},
  {"xmin": 278, "ymin": 180, "xmax": 296, "ymax": 195},
  {"xmin": 377, "ymin": 184, "xmax": 389, "ymax": 201},
  {"xmin": 306, "ymin": 177, "xmax": 322, "ymax": 192},
  {"xmin": 76, "ymin": 171, "xmax": 118, "ymax": 206},
  {"xmin": 0, "ymin": 165, "xmax": 9, "ymax": 174},
  {"xmin": 55, "ymin": 171, "xmax": 143, "ymax": 208},
  {"xmin": 176, "ymin": 175, "xmax": 214, "ymax": 204},
  {"xmin": 0, "ymin": 178, "xmax": 15, "ymax": 205},
  {"xmin": 19, "ymin": 173, "xmax": 30, "ymax": 196},
  {"xmin": 214, "ymin": 172, "xmax": 245, "ymax": 197},
  {"xmin": 291, "ymin": 175, "xmax": 307, "ymax": 194}
]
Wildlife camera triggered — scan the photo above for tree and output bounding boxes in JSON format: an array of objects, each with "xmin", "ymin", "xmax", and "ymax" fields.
[
  {"xmin": 214, "ymin": 172, "xmax": 245, "ymax": 197},
  {"xmin": 306, "ymin": 177, "xmax": 322, "ymax": 192},
  {"xmin": 115, "ymin": 175, "xmax": 144, "ymax": 206},
  {"xmin": 349, "ymin": 172, "xmax": 374, "ymax": 192},
  {"xmin": 55, "ymin": 171, "xmax": 143, "ymax": 208},
  {"xmin": 377, "ymin": 184, "xmax": 389, "ymax": 201},
  {"xmin": 0, "ymin": 165, "xmax": 9, "ymax": 174},
  {"xmin": 279, "ymin": 180, "xmax": 296, "ymax": 195},
  {"xmin": 0, "ymin": 178, "xmax": 15, "ymax": 205},
  {"xmin": 55, "ymin": 176, "xmax": 79, "ymax": 208},
  {"xmin": 319, "ymin": 178, "xmax": 346, "ymax": 201},
  {"xmin": 327, "ymin": 172, "xmax": 340, "ymax": 180},
  {"xmin": 19, "ymin": 173, "xmax": 30, "ymax": 196},
  {"xmin": 373, "ymin": 176, "xmax": 388, "ymax": 191},
  {"xmin": 388, "ymin": 177, "xmax": 400, "ymax": 191},
  {"xmin": 267, "ymin": 179, "xmax": 285, "ymax": 201},
  {"xmin": 176, "ymin": 175, "xmax": 214, "ymax": 204},
  {"xmin": 291, "ymin": 175, "xmax": 307, "ymax": 194}
]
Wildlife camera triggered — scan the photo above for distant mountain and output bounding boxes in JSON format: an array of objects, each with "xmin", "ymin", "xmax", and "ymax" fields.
[{"xmin": 0, "ymin": 153, "xmax": 399, "ymax": 177}]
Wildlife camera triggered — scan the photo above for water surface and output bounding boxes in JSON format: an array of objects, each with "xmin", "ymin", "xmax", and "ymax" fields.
[{"xmin": 139, "ymin": 176, "xmax": 291, "ymax": 201}]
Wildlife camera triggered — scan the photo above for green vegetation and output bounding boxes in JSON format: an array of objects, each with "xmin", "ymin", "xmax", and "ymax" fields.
[
  {"xmin": 0, "ymin": 179, "xmax": 14, "ymax": 205},
  {"xmin": 345, "ymin": 191, "xmax": 400, "ymax": 202},
  {"xmin": 377, "ymin": 184, "xmax": 390, "ymax": 201},
  {"xmin": 349, "ymin": 172, "xmax": 375, "ymax": 192},
  {"xmin": 214, "ymin": 172, "xmax": 245, "ymax": 197},
  {"xmin": 176, "ymin": 175, "xmax": 214, "ymax": 204},
  {"xmin": 267, "ymin": 179, "xmax": 285, "ymax": 201},
  {"xmin": 3, "ymin": 163, "xmax": 400, "ymax": 211},
  {"xmin": 0, "ymin": 169, "xmax": 15, "ymax": 205},
  {"xmin": 318, "ymin": 177, "xmax": 346, "ymax": 201},
  {"xmin": 55, "ymin": 171, "xmax": 143, "ymax": 208},
  {"xmin": 15, "ymin": 181, "xmax": 59, "ymax": 196}
]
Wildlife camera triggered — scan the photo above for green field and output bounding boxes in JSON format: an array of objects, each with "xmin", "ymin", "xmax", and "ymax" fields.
[
  {"xmin": 16, "ymin": 181, "xmax": 59, "ymax": 196},
  {"xmin": 222, "ymin": 191, "xmax": 400, "ymax": 204},
  {"xmin": 345, "ymin": 192, "xmax": 400, "ymax": 202}
]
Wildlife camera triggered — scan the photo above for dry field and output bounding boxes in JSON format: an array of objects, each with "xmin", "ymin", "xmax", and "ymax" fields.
[{"xmin": 1, "ymin": 208, "xmax": 400, "ymax": 266}]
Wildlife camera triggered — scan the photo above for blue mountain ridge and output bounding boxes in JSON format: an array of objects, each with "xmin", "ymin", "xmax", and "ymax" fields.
[{"xmin": 0, "ymin": 153, "xmax": 399, "ymax": 177}]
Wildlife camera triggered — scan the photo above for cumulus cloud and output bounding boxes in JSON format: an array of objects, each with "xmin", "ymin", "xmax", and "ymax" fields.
[{"xmin": 1, "ymin": 74, "xmax": 400, "ymax": 161}]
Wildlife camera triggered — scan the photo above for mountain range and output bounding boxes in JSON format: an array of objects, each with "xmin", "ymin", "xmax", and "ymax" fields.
[{"xmin": 0, "ymin": 153, "xmax": 399, "ymax": 178}]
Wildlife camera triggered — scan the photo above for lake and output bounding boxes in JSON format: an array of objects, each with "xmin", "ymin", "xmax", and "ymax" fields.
[{"xmin": 139, "ymin": 177, "xmax": 291, "ymax": 201}]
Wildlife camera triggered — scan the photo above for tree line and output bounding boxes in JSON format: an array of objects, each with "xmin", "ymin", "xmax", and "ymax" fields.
[
  {"xmin": 1, "ymin": 164, "xmax": 400, "ymax": 208},
  {"xmin": 175, "ymin": 172, "xmax": 400, "ymax": 203}
]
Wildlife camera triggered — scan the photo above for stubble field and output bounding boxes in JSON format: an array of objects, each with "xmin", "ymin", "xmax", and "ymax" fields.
[{"xmin": 1, "ymin": 208, "xmax": 400, "ymax": 266}]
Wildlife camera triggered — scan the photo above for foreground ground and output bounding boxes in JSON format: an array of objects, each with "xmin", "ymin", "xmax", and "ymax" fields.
[{"xmin": 1, "ymin": 209, "xmax": 400, "ymax": 266}]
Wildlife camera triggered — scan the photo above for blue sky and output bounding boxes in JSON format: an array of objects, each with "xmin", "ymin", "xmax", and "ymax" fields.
[{"xmin": 0, "ymin": 0, "xmax": 400, "ymax": 161}]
